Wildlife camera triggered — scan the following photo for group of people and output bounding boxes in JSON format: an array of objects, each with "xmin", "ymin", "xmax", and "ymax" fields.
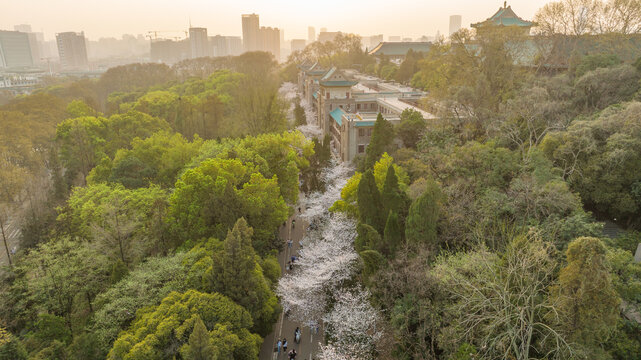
[{"xmin": 276, "ymin": 328, "xmax": 301, "ymax": 359}]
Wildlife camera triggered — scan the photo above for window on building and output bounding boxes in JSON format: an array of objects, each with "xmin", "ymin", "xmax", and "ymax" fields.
[
  {"xmin": 358, "ymin": 144, "xmax": 366, "ymax": 153},
  {"xmin": 346, "ymin": 92, "xmax": 350, "ymax": 99},
  {"xmin": 359, "ymin": 129, "xmax": 365, "ymax": 136},
  {"xmin": 329, "ymin": 104, "xmax": 333, "ymax": 110},
  {"xmin": 357, "ymin": 104, "xmax": 361, "ymax": 110},
  {"xmin": 363, "ymin": 103, "xmax": 368, "ymax": 109},
  {"xmin": 367, "ymin": 128, "xmax": 373, "ymax": 136}
]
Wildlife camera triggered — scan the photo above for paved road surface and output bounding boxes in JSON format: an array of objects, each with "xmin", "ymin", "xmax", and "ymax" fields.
[{"xmin": 259, "ymin": 214, "xmax": 324, "ymax": 360}]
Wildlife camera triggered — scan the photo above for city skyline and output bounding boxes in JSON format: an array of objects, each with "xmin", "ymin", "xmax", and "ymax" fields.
[{"xmin": 2, "ymin": 0, "xmax": 550, "ymax": 41}]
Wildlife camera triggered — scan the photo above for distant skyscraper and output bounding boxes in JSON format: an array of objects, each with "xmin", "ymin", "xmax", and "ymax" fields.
[
  {"xmin": 13, "ymin": 24, "xmax": 32, "ymax": 33},
  {"xmin": 308, "ymin": 26, "xmax": 315, "ymax": 43},
  {"xmin": 280, "ymin": 29, "xmax": 285, "ymax": 45},
  {"xmin": 259, "ymin": 26, "xmax": 280, "ymax": 60},
  {"xmin": 449, "ymin": 15, "xmax": 462, "ymax": 36},
  {"xmin": 242, "ymin": 13, "xmax": 260, "ymax": 52},
  {"xmin": 318, "ymin": 31, "xmax": 340, "ymax": 43},
  {"xmin": 56, "ymin": 31, "xmax": 88, "ymax": 69},
  {"xmin": 189, "ymin": 27, "xmax": 209, "ymax": 58},
  {"xmin": 291, "ymin": 39, "xmax": 306, "ymax": 53},
  {"xmin": 0, "ymin": 30, "xmax": 34, "ymax": 68},
  {"xmin": 227, "ymin": 36, "xmax": 243, "ymax": 56}
]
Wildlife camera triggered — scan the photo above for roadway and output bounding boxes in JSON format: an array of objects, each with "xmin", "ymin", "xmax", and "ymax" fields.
[{"xmin": 259, "ymin": 214, "xmax": 324, "ymax": 360}]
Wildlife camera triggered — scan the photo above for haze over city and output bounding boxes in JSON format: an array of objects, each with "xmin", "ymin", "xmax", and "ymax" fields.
[{"xmin": 3, "ymin": 0, "xmax": 551, "ymax": 40}]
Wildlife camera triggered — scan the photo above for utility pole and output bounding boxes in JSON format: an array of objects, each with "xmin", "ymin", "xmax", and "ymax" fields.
[{"xmin": 0, "ymin": 214, "xmax": 12, "ymax": 267}]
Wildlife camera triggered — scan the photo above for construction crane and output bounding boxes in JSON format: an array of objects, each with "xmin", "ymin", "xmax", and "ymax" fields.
[{"xmin": 145, "ymin": 30, "xmax": 189, "ymax": 42}]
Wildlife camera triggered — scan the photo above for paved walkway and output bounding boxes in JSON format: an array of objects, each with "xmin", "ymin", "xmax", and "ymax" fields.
[{"xmin": 259, "ymin": 214, "xmax": 323, "ymax": 360}]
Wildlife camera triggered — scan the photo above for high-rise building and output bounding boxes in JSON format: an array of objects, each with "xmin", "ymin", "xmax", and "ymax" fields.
[
  {"xmin": 56, "ymin": 31, "xmax": 88, "ymax": 69},
  {"xmin": 151, "ymin": 38, "xmax": 190, "ymax": 64},
  {"xmin": 227, "ymin": 36, "xmax": 243, "ymax": 56},
  {"xmin": 308, "ymin": 26, "xmax": 315, "ymax": 43},
  {"xmin": 242, "ymin": 13, "xmax": 260, "ymax": 52},
  {"xmin": 0, "ymin": 30, "xmax": 34, "ymax": 68},
  {"xmin": 259, "ymin": 26, "xmax": 280, "ymax": 60},
  {"xmin": 189, "ymin": 27, "xmax": 209, "ymax": 58},
  {"xmin": 449, "ymin": 15, "xmax": 462, "ymax": 36},
  {"xmin": 291, "ymin": 39, "xmax": 306, "ymax": 53},
  {"xmin": 318, "ymin": 31, "xmax": 340, "ymax": 43},
  {"xmin": 13, "ymin": 24, "xmax": 32, "ymax": 33},
  {"xmin": 280, "ymin": 29, "xmax": 285, "ymax": 46}
]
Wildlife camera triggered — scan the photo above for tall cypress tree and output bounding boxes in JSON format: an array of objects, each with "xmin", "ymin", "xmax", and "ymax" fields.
[
  {"xmin": 382, "ymin": 165, "xmax": 409, "ymax": 223},
  {"xmin": 181, "ymin": 316, "xmax": 216, "ymax": 360},
  {"xmin": 357, "ymin": 170, "xmax": 384, "ymax": 233},
  {"xmin": 383, "ymin": 210, "xmax": 402, "ymax": 257},
  {"xmin": 364, "ymin": 113, "xmax": 395, "ymax": 169},
  {"xmin": 405, "ymin": 179, "xmax": 442, "ymax": 248}
]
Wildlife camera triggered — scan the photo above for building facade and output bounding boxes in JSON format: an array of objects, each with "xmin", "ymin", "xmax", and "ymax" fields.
[
  {"xmin": 298, "ymin": 64, "xmax": 435, "ymax": 162},
  {"xmin": 242, "ymin": 14, "xmax": 260, "ymax": 52},
  {"xmin": 449, "ymin": 15, "xmax": 462, "ymax": 36},
  {"xmin": 291, "ymin": 39, "xmax": 306, "ymax": 53},
  {"xmin": 56, "ymin": 31, "xmax": 88, "ymax": 69},
  {"xmin": 471, "ymin": 2, "xmax": 533, "ymax": 36},
  {"xmin": 308, "ymin": 27, "xmax": 316, "ymax": 43},
  {"xmin": 189, "ymin": 27, "xmax": 209, "ymax": 58},
  {"xmin": 0, "ymin": 30, "xmax": 34, "ymax": 68},
  {"xmin": 259, "ymin": 26, "xmax": 280, "ymax": 60}
]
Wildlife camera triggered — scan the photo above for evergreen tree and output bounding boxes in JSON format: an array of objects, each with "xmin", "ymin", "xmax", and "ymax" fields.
[
  {"xmin": 382, "ymin": 165, "xmax": 409, "ymax": 223},
  {"xmin": 364, "ymin": 113, "xmax": 395, "ymax": 169},
  {"xmin": 383, "ymin": 210, "xmax": 402, "ymax": 257},
  {"xmin": 359, "ymin": 249, "xmax": 386, "ymax": 281},
  {"xmin": 405, "ymin": 179, "xmax": 442, "ymax": 248},
  {"xmin": 355, "ymin": 222, "xmax": 382, "ymax": 252},
  {"xmin": 207, "ymin": 218, "xmax": 277, "ymax": 335},
  {"xmin": 553, "ymin": 237, "xmax": 620, "ymax": 350},
  {"xmin": 181, "ymin": 316, "xmax": 216, "ymax": 360},
  {"xmin": 357, "ymin": 170, "xmax": 385, "ymax": 233},
  {"xmin": 294, "ymin": 97, "xmax": 306, "ymax": 127}
]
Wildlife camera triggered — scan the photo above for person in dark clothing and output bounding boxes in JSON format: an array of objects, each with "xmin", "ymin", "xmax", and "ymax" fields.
[{"xmin": 288, "ymin": 349, "xmax": 297, "ymax": 359}]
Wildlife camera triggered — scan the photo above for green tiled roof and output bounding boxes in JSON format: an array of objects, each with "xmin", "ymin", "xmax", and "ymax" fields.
[
  {"xmin": 320, "ymin": 80, "xmax": 357, "ymax": 87},
  {"xmin": 472, "ymin": 4, "xmax": 533, "ymax": 28},
  {"xmin": 330, "ymin": 108, "xmax": 345, "ymax": 126},
  {"xmin": 354, "ymin": 121, "xmax": 375, "ymax": 127},
  {"xmin": 369, "ymin": 42, "xmax": 432, "ymax": 57}
]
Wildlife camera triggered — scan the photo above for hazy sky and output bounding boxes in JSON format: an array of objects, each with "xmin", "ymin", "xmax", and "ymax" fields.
[{"xmin": 2, "ymin": 0, "xmax": 551, "ymax": 41}]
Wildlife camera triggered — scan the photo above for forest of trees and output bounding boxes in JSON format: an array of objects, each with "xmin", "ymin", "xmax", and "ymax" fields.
[
  {"xmin": 0, "ymin": 51, "xmax": 327, "ymax": 359},
  {"xmin": 2, "ymin": 4, "xmax": 641, "ymax": 358}
]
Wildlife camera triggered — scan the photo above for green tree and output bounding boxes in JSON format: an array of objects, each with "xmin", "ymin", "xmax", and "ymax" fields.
[
  {"xmin": 553, "ymin": 237, "xmax": 620, "ymax": 350},
  {"xmin": 364, "ymin": 113, "xmax": 395, "ymax": 169},
  {"xmin": 382, "ymin": 211, "xmax": 402, "ymax": 257},
  {"xmin": 0, "ymin": 327, "xmax": 27, "ymax": 360},
  {"xmin": 180, "ymin": 316, "xmax": 216, "ymax": 360},
  {"xmin": 396, "ymin": 108, "xmax": 426, "ymax": 149},
  {"xmin": 294, "ymin": 97, "xmax": 306, "ymax": 126},
  {"xmin": 358, "ymin": 170, "xmax": 385, "ymax": 233},
  {"xmin": 108, "ymin": 290, "xmax": 260, "ymax": 360},
  {"xmin": 207, "ymin": 218, "xmax": 278, "ymax": 335},
  {"xmin": 405, "ymin": 178, "xmax": 442, "ymax": 248},
  {"xmin": 381, "ymin": 164, "xmax": 409, "ymax": 223}
]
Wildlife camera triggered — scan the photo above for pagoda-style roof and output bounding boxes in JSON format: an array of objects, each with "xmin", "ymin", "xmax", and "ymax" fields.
[
  {"xmin": 319, "ymin": 67, "xmax": 357, "ymax": 87},
  {"xmin": 471, "ymin": 2, "xmax": 533, "ymax": 29},
  {"xmin": 368, "ymin": 42, "xmax": 431, "ymax": 57}
]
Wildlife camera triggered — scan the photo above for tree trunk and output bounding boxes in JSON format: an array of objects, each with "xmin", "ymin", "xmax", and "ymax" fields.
[{"xmin": 0, "ymin": 217, "xmax": 12, "ymax": 267}]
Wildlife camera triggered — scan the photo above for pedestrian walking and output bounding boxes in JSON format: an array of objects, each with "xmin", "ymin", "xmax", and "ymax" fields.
[
  {"xmin": 288, "ymin": 349, "xmax": 297, "ymax": 359},
  {"xmin": 292, "ymin": 219, "xmax": 296, "ymax": 229},
  {"xmin": 298, "ymin": 206, "xmax": 301, "ymax": 213},
  {"xmin": 287, "ymin": 239, "xmax": 293, "ymax": 249},
  {"xmin": 294, "ymin": 327, "xmax": 301, "ymax": 344},
  {"xmin": 276, "ymin": 339, "xmax": 282, "ymax": 355},
  {"xmin": 283, "ymin": 338, "xmax": 288, "ymax": 353},
  {"xmin": 299, "ymin": 239, "xmax": 303, "ymax": 249}
]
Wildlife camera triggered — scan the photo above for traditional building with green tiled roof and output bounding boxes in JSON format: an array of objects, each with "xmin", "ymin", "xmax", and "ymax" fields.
[
  {"xmin": 471, "ymin": 2, "xmax": 534, "ymax": 36},
  {"xmin": 368, "ymin": 42, "xmax": 432, "ymax": 62}
]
